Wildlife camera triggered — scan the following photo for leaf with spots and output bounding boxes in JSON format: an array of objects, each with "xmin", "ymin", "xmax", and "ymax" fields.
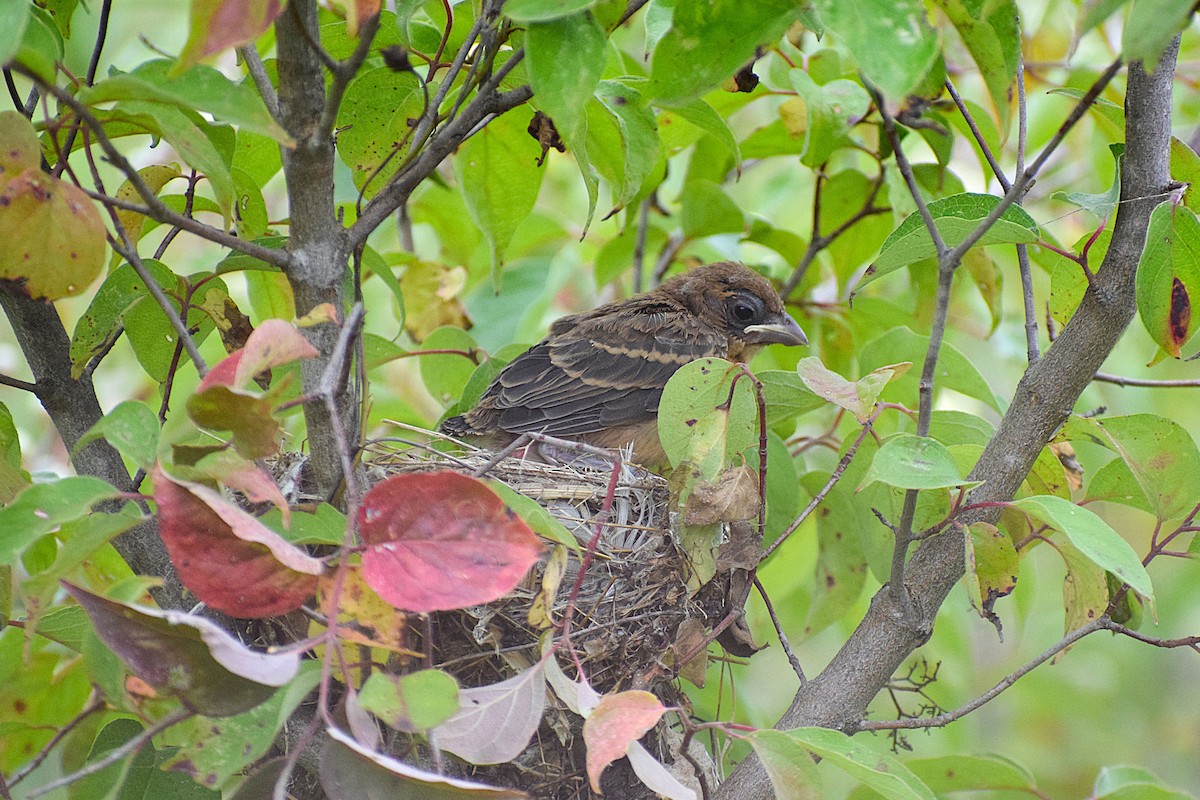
[
  {"xmin": 1064, "ymin": 413, "xmax": 1200, "ymax": 522},
  {"xmin": 583, "ymin": 690, "xmax": 667, "ymax": 792},
  {"xmin": 800, "ymin": 477, "xmax": 869, "ymax": 641},
  {"xmin": 1136, "ymin": 201, "xmax": 1200, "ymax": 357},
  {"xmin": 964, "ymin": 522, "xmax": 1018, "ymax": 626},
  {"xmin": 658, "ymin": 357, "xmax": 758, "ymax": 478},
  {"xmin": 358, "ymin": 471, "xmax": 543, "ymax": 613},
  {"xmin": 153, "ymin": 468, "xmax": 324, "ymax": 618},
  {"xmin": 0, "ymin": 166, "xmax": 106, "ymax": 300},
  {"xmin": 162, "ymin": 662, "xmax": 321, "ymax": 788},
  {"xmin": 335, "ymin": 67, "xmax": 425, "ymax": 198},
  {"xmin": 65, "ymin": 582, "xmax": 300, "ymax": 716}
]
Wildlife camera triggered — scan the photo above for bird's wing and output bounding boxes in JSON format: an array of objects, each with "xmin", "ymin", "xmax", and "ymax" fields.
[{"xmin": 486, "ymin": 302, "xmax": 728, "ymax": 436}]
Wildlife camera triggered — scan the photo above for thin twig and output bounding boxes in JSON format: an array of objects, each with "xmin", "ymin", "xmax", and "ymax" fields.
[
  {"xmin": 51, "ymin": 0, "xmax": 113, "ymax": 175},
  {"xmin": 15, "ymin": 67, "xmax": 292, "ymax": 269},
  {"xmin": 857, "ymin": 618, "xmax": 1106, "ymax": 731},
  {"xmin": 753, "ymin": 576, "xmax": 806, "ymax": 683},
  {"xmin": 318, "ymin": 13, "xmax": 381, "ymax": 140},
  {"xmin": 26, "ymin": 708, "xmax": 195, "ymax": 798},
  {"xmin": 9, "ymin": 696, "xmax": 106, "ymax": 786},
  {"xmin": 761, "ymin": 421, "xmax": 873, "ymax": 561},
  {"xmin": 239, "ymin": 44, "xmax": 281, "ymax": 121},
  {"xmin": 633, "ymin": 197, "xmax": 651, "ymax": 293},
  {"xmin": 0, "ymin": 372, "xmax": 38, "ymax": 393},
  {"xmin": 1015, "ymin": 44, "xmax": 1039, "ymax": 362},
  {"xmin": 1093, "ymin": 373, "xmax": 1200, "ymax": 388},
  {"xmin": 943, "ymin": 58, "xmax": 1124, "ymax": 269}
]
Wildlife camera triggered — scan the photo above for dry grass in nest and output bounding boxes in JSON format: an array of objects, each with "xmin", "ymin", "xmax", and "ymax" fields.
[{"xmin": 362, "ymin": 440, "xmax": 727, "ymax": 798}]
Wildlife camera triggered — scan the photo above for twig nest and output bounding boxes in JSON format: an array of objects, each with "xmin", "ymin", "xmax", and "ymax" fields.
[{"xmin": 362, "ymin": 442, "xmax": 728, "ymax": 798}]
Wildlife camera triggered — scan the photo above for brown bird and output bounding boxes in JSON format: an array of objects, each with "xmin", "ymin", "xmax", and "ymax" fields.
[{"xmin": 440, "ymin": 261, "xmax": 808, "ymax": 466}]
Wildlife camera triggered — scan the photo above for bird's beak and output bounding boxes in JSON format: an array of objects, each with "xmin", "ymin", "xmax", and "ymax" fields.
[{"xmin": 744, "ymin": 315, "xmax": 808, "ymax": 347}]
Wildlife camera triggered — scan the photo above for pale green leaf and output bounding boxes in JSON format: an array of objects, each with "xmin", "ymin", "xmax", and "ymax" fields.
[
  {"xmin": 1013, "ymin": 495, "xmax": 1154, "ymax": 602},
  {"xmin": 860, "ymin": 434, "xmax": 979, "ymax": 491},
  {"xmin": 859, "ymin": 193, "xmax": 1040, "ymax": 286}
]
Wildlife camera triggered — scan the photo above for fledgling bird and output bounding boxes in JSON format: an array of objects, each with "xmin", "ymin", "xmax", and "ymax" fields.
[{"xmin": 440, "ymin": 261, "xmax": 808, "ymax": 466}]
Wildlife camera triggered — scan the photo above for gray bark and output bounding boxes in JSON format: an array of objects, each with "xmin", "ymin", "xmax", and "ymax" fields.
[{"xmin": 718, "ymin": 41, "xmax": 1179, "ymax": 800}]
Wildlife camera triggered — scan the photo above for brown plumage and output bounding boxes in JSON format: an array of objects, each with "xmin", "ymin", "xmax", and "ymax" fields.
[{"xmin": 440, "ymin": 261, "xmax": 808, "ymax": 465}]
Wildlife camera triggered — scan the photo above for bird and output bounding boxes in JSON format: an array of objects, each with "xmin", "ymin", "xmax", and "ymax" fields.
[{"xmin": 440, "ymin": 261, "xmax": 808, "ymax": 466}]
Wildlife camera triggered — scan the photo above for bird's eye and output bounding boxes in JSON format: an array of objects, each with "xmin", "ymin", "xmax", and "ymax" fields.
[{"xmin": 733, "ymin": 302, "xmax": 757, "ymax": 322}]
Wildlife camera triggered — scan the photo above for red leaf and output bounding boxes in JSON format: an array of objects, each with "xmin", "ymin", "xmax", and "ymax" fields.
[
  {"xmin": 180, "ymin": 0, "xmax": 286, "ymax": 68},
  {"xmin": 154, "ymin": 467, "xmax": 323, "ymax": 617},
  {"xmin": 234, "ymin": 319, "xmax": 320, "ymax": 389},
  {"xmin": 583, "ymin": 690, "xmax": 667, "ymax": 791},
  {"xmin": 358, "ymin": 471, "xmax": 542, "ymax": 613}
]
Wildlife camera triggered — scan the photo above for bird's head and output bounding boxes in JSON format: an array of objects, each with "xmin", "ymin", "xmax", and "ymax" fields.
[{"xmin": 665, "ymin": 262, "xmax": 809, "ymax": 349}]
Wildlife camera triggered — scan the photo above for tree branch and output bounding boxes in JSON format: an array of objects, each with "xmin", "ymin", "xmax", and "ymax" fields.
[{"xmin": 716, "ymin": 40, "xmax": 1179, "ymax": 800}]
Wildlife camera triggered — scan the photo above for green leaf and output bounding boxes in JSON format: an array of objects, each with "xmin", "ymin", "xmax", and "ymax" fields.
[
  {"xmin": 747, "ymin": 728, "xmax": 822, "ymax": 799},
  {"xmin": 800, "ymin": 474, "xmax": 869, "ymax": 640},
  {"xmin": 1170, "ymin": 137, "xmax": 1200, "ymax": 214},
  {"xmin": 526, "ymin": 11, "xmax": 607, "ymax": 229},
  {"xmin": 964, "ymin": 522, "xmax": 1018, "ymax": 618},
  {"xmin": 453, "ymin": 112, "xmax": 544, "ymax": 282},
  {"xmin": 595, "ymin": 81, "xmax": 659, "ymax": 211},
  {"xmin": 928, "ymin": 410, "xmax": 994, "ymax": 447},
  {"xmin": 759, "ymin": 370, "xmax": 827, "ymax": 431},
  {"xmin": 70, "ymin": 260, "xmax": 173, "ymax": 379},
  {"xmin": 1013, "ymin": 495, "xmax": 1154, "ymax": 603},
  {"xmin": 787, "ymin": 70, "xmax": 871, "ymax": 168},
  {"xmin": 812, "ymin": 0, "xmax": 940, "ymax": 101},
  {"xmin": 13, "ymin": 5, "xmax": 63, "ymax": 83},
  {"xmin": 1086, "ymin": 456, "xmax": 1155, "ymax": 515},
  {"xmin": 1049, "ymin": 229, "xmax": 1111, "ymax": 327},
  {"xmin": 795, "ymin": 357, "xmax": 911, "ymax": 423},
  {"xmin": 1078, "ymin": 0, "xmax": 1133, "ymax": 36},
  {"xmin": 930, "ymin": 0, "xmax": 1020, "ymax": 134},
  {"xmin": 115, "ymin": 100, "xmax": 235, "ymax": 224},
  {"xmin": 658, "ymin": 358, "xmax": 757, "ymax": 477},
  {"xmin": 0, "ymin": 477, "xmax": 122, "ymax": 563},
  {"xmin": 486, "ymin": 480, "xmax": 581, "ymax": 552},
  {"xmin": 859, "ymin": 327, "xmax": 1002, "ymax": 412},
  {"xmin": 648, "ymin": 0, "xmax": 801, "ymax": 105},
  {"xmin": 505, "ymin": 0, "xmax": 597, "ymax": 22},
  {"xmin": 418, "ymin": 326, "xmax": 478, "ymax": 406},
  {"xmin": 123, "ymin": 265, "xmax": 222, "ymax": 383},
  {"xmin": 1122, "ymin": 0, "xmax": 1194, "ymax": 69},
  {"xmin": 906, "ymin": 753, "xmax": 1036, "ymax": 792},
  {"xmin": 1068, "ymin": 413, "xmax": 1200, "ymax": 521},
  {"xmin": 80, "ymin": 60, "xmax": 291, "ymax": 144},
  {"xmin": 860, "ymin": 434, "xmax": 979, "ymax": 491},
  {"xmin": 680, "ymin": 179, "xmax": 745, "ymax": 239},
  {"xmin": 661, "ymin": 98, "xmax": 741, "ymax": 169},
  {"xmin": 751, "ymin": 728, "xmax": 937, "ymax": 800},
  {"xmin": 0, "ymin": 2, "xmax": 30, "ymax": 67},
  {"xmin": 360, "ymin": 669, "xmax": 460, "ymax": 732},
  {"xmin": 75, "ymin": 401, "xmax": 160, "ymax": 471},
  {"xmin": 1052, "ymin": 143, "xmax": 1123, "ymax": 220},
  {"xmin": 163, "ymin": 662, "xmax": 320, "ymax": 788},
  {"xmin": 859, "ymin": 193, "xmax": 1040, "ymax": 286},
  {"xmin": 1136, "ymin": 201, "xmax": 1200, "ymax": 357},
  {"xmin": 335, "ymin": 67, "xmax": 425, "ymax": 199}
]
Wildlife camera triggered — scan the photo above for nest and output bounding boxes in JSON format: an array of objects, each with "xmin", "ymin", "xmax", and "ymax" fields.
[{"xmin": 361, "ymin": 441, "xmax": 728, "ymax": 799}]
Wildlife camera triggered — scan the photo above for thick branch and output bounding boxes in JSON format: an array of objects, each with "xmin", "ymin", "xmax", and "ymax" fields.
[
  {"xmin": 0, "ymin": 287, "xmax": 187, "ymax": 610},
  {"xmin": 276, "ymin": 0, "xmax": 352, "ymax": 497},
  {"xmin": 716, "ymin": 41, "xmax": 1179, "ymax": 800}
]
